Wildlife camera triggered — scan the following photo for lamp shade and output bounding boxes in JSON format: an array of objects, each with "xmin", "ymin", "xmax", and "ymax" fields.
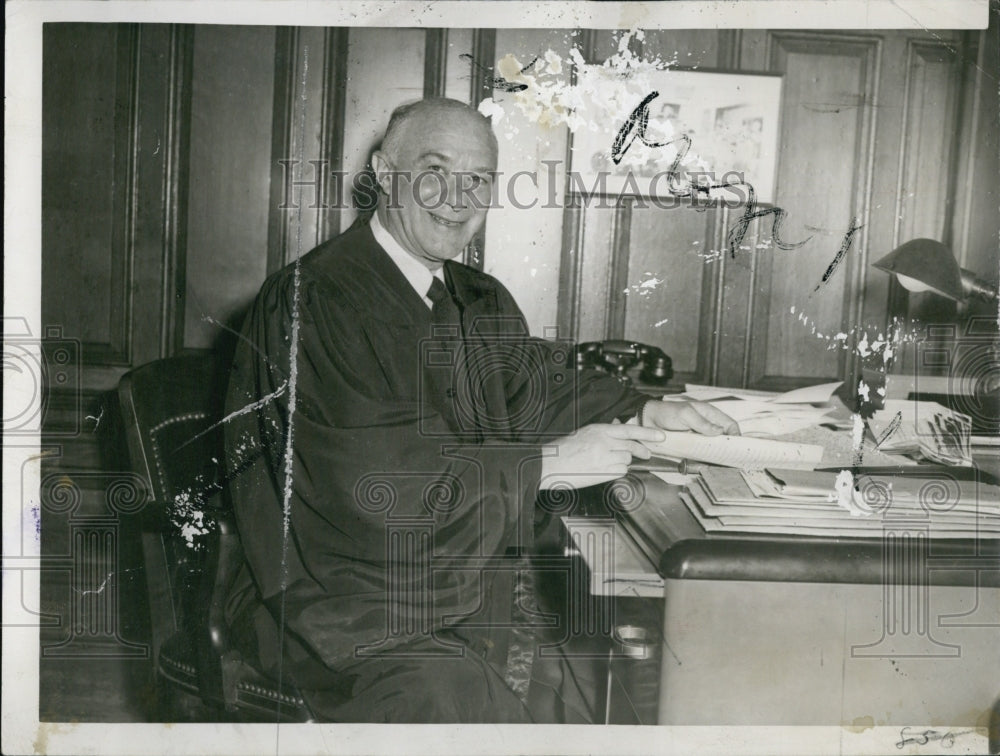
[{"xmin": 872, "ymin": 238, "xmax": 965, "ymax": 301}]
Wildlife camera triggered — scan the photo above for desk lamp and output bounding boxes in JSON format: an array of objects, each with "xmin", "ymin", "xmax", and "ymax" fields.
[
  {"xmin": 871, "ymin": 238, "xmax": 999, "ymax": 434},
  {"xmin": 872, "ymin": 238, "xmax": 998, "ymax": 302}
]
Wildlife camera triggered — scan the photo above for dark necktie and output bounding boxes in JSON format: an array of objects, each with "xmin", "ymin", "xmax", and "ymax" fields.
[
  {"xmin": 425, "ymin": 276, "xmax": 466, "ymax": 433},
  {"xmin": 427, "ymin": 276, "xmax": 460, "ymax": 326}
]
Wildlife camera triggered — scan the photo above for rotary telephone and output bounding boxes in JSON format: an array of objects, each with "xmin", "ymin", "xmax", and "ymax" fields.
[{"xmin": 573, "ymin": 340, "xmax": 673, "ymax": 386}]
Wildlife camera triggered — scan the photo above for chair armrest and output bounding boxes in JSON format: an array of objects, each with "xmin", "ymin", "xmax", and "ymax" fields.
[
  {"xmin": 206, "ymin": 508, "xmax": 242, "ymax": 658},
  {"xmin": 194, "ymin": 506, "xmax": 245, "ymax": 709}
]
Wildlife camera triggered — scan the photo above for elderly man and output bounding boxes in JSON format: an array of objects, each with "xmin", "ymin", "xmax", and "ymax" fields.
[{"xmin": 224, "ymin": 97, "xmax": 735, "ymax": 723}]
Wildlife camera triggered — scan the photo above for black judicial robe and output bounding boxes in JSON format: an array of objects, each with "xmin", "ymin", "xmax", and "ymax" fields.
[{"xmin": 223, "ymin": 220, "xmax": 647, "ymax": 693}]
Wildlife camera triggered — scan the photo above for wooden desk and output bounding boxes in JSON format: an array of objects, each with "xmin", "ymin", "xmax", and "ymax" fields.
[{"xmin": 564, "ymin": 472, "xmax": 1000, "ymax": 728}]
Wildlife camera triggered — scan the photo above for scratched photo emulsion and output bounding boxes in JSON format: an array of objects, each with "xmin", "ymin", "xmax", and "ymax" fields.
[{"xmin": 31, "ymin": 16, "xmax": 999, "ymax": 746}]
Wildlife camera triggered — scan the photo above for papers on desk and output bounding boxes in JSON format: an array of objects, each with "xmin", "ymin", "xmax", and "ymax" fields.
[
  {"xmin": 674, "ymin": 381, "xmax": 850, "ymax": 440},
  {"xmin": 709, "ymin": 399, "xmax": 837, "ymax": 436},
  {"xmin": 644, "ymin": 432, "xmax": 825, "ymax": 470},
  {"xmin": 869, "ymin": 400, "xmax": 973, "ymax": 466},
  {"xmin": 683, "ymin": 381, "xmax": 843, "ymax": 405},
  {"xmin": 652, "ymin": 383, "xmax": 977, "ymax": 470},
  {"xmin": 678, "ymin": 467, "xmax": 1000, "ymax": 539}
]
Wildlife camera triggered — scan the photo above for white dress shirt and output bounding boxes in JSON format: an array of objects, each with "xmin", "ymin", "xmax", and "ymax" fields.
[{"xmin": 369, "ymin": 210, "xmax": 444, "ymax": 309}]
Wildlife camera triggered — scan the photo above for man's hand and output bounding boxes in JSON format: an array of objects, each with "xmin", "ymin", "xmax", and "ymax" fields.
[
  {"xmin": 539, "ymin": 423, "xmax": 666, "ymax": 490},
  {"xmin": 640, "ymin": 399, "xmax": 739, "ymax": 436}
]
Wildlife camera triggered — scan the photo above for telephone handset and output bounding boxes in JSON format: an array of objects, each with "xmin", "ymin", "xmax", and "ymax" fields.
[{"xmin": 573, "ymin": 340, "xmax": 673, "ymax": 386}]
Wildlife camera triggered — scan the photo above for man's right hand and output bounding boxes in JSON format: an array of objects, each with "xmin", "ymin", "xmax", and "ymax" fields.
[{"xmin": 539, "ymin": 423, "xmax": 666, "ymax": 490}]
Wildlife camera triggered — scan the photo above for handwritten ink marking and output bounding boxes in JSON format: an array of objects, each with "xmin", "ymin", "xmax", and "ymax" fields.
[
  {"xmin": 519, "ymin": 55, "xmax": 539, "ymax": 74},
  {"xmin": 611, "ymin": 92, "xmax": 748, "ymax": 205},
  {"xmin": 459, "ymin": 53, "xmax": 531, "ymax": 93},
  {"xmin": 726, "ymin": 183, "xmax": 812, "ymax": 258},
  {"xmin": 611, "ymin": 91, "xmax": 675, "ymax": 165},
  {"xmin": 896, "ymin": 727, "xmax": 975, "ymax": 749},
  {"xmin": 802, "ymin": 103, "xmax": 857, "ymax": 114},
  {"xmin": 30, "ymin": 503, "xmax": 41, "ymax": 540},
  {"xmin": 874, "ymin": 411, "xmax": 902, "ymax": 449},
  {"xmin": 814, "ymin": 217, "xmax": 864, "ymax": 292},
  {"xmin": 610, "ymin": 90, "xmax": 813, "ymax": 259}
]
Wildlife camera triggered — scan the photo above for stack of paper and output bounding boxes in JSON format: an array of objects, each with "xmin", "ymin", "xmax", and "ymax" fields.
[
  {"xmin": 677, "ymin": 382, "xmax": 852, "ymax": 436},
  {"xmin": 675, "ymin": 467, "xmax": 1000, "ymax": 539},
  {"xmin": 779, "ymin": 426, "xmax": 919, "ymax": 468},
  {"xmin": 869, "ymin": 400, "xmax": 973, "ymax": 466},
  {"xmin": 682, "ymin": 382, "xmax": 844, "ymax": 404}
]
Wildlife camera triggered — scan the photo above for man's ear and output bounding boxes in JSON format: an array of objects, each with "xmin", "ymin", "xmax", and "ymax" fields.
[{"xmin": 371, "ymin": 150, "xmax": 393, "ymax": 194}]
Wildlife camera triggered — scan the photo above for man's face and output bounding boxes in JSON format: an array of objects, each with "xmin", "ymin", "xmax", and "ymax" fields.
[{"xmin": 374, "ymin": 109, "xmax": 497, "ymax": 268}]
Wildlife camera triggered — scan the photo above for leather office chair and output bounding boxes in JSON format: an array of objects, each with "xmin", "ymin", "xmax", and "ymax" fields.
[{"xmin": 118, "ymin": 354, "xmax": 313, "ymax": 721}]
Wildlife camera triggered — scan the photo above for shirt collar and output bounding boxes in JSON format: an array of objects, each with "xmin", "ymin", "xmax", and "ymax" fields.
[{"xmin": 370, "ymin": 209, "xmax": 443, "ymax": 308}]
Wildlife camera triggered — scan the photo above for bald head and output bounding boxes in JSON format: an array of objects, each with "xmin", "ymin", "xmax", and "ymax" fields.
[
  {"xmin": 380, "ymin": 97, "xmax": 498, "ymax": 164},
  {"xmin": 371, "ymin": 97, "xmax": 498, "ymax": 269}
]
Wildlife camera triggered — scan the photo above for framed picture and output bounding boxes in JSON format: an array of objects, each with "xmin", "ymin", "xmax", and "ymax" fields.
[{"xmin": 570, "ymin": 68, "xmax": 784, "ymax": 204}]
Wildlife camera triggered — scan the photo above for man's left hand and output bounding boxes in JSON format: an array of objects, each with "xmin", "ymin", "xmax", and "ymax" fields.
[{"xmin": 640, "ymin": 400, "xmax": 739, "ymax": 436}]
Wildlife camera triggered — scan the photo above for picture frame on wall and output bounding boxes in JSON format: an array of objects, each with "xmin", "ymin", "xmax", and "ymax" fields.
[{"xmin": 570, "ymin": 68, "xmax": 784, "ymax": 204}]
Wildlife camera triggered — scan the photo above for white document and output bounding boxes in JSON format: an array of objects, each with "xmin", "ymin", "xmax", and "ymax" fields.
[
  {"xmin": 684, "ymin": 381, "xmax": 843, "ymax": 405},
  {"xmin": 649, "ymin": 470, "xmax": 695, "ymax": 486},
  {"xmin": 706, "ymin": 399, "xmax": 783, "ymax": 421},
  {"xmin": 697, "ymin": 399, "xmax": 835, "ymax": 437},
  {"xmin": 684, "ymin": 384, "xmax": 781, "ymax": 402},
  {"xmin": 770, "ymin": 381, "xmax": 844, "ymax": 404},
  {"xmin": 738, "ymin": 411, "xmax": 836, "ymax": 437},
  {"xmin": 644, "ymin": 432, "xmax": 825, "ymax": 470}
]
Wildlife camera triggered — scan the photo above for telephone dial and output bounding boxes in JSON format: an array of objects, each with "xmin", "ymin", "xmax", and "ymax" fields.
[{"xmin": 573, "ymin": 340, "xmax": 673, "ymax": 386}]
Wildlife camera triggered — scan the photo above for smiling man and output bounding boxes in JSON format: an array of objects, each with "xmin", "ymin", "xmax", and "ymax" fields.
[{"xmin": 223, "ymin": 97, "xmax": 735, "ymax": 723}]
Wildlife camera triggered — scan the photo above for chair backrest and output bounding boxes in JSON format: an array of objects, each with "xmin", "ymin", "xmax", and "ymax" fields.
[
  {"xmin": 117, "ymin": 354, "xmax": 230, "ymax": 663},
  {"xmin": 118, "ymin": 354, "xmax": 228, "ymax": 507}
]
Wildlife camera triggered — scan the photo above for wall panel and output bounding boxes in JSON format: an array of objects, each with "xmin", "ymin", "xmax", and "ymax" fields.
[
  {"xmin": 896, "ymin": 40, "xmax": 965, "ymax": 326},
  {"xmin": 183, "ymin": 25, "xmax": 275, "ymax": 350},
  {"xmin": 952, "ymin": 24, "xmax": 1000, "ymax": 284},
  {"xmin": 575, "ymin": 204, "xmax": 617, "ymax": 342},
  {"xmin": 340, "ymin": 28, "xmax": 425, "ymax": 231},
  {"xmin": 625, "ymin": 204, "xmax": 719, "ymax": 378},
  {"xmin": 753, "ymin": 34, "xmax": 878, "ymax": 387},
  {"xmin": 42, "ymin": 24, "xmax": 133, "ymax": 365},
  {"xmin": 487, "ymin": 28, "xmax": 576, "ymax": 335},
  {"xmin": 267, "ymin": 27, "xmax": 349, "ymax": 271},
  {"xmin": 444, "ymin": 29, "xmax": 475, "ymax": 102}
]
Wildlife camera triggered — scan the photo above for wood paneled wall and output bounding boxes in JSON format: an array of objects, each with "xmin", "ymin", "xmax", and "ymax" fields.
[
  {"xmin": 557, "ymin": 27, "xmax": 997, "ymax": 392},
  {"xmin": 38, "ymin": 23, "xmax": 999, "ymax": 511},
  {"xmin": 40, "ymin": 22, "xmax": 999, "ymax": 447}
]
